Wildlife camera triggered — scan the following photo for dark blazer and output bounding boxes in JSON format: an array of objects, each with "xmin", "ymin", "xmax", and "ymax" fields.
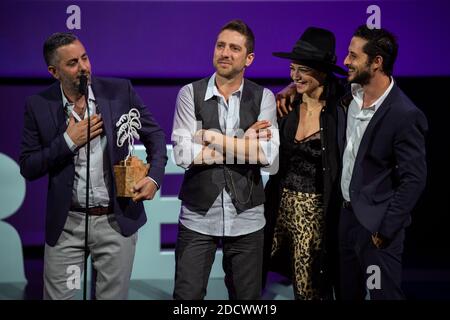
[
  {"xmin": 338, "ymin": 82, "xmax": 428, "ymax": 239},
  {"xmin": 20, "ymin": 77, "xmax": 168, "ymax": 246}
]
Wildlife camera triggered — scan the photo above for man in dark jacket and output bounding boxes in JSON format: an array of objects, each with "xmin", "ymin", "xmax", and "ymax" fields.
[
  {"xmin": 338, "ymin": 25, "xmax": 428, "ymax": 300},
  {"xmin": 20, "ymin": 32, "xmax": 167, "ymax": 299}
]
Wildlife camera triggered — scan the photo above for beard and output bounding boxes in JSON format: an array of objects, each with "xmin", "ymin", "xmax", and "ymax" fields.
[
  {"xmin": 60, "ymin": 77, "xmax": 80, "ymax": 95},
  {"xmin": 61, "ymin": 74, "xmax": 90, "ymax": 97},
  {"xmin": 348, "ymin": 63, "xmax": 372, "ymax": 86},
  {"xmin": 350, "ymin": 69, "xmax": 371, "ymax": 86},
  {"xmin": 213, "ymin": 57, "xmax": 247, "ymax": 80},
  {"xmin": 214, "ymin": 64, "xmax": 235, "ymax": 79},
  {"xmin": 215, "ymin": 67, "xmax": 233, "ymax": 79}
]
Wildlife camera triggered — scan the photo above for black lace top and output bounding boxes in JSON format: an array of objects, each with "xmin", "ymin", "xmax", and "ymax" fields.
[{"xmin": 281, "ymin": 131, "xmax": 324, "ymax": 194}]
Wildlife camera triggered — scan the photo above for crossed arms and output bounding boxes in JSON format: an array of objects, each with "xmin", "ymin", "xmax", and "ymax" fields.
[{"xmin": 171, "ymin": 84, "xmax": 279, "ymax": 169}]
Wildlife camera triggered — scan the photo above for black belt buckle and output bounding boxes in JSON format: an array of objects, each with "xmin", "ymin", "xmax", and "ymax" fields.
[{"xmin": 342, "ymin": 201, "xmax": 352, "ymax": 210}]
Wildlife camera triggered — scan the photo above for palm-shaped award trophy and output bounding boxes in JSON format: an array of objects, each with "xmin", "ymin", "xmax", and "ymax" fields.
[{"xmin": 113, "ymin": 108, "xmax": 150, "ymax": 197}]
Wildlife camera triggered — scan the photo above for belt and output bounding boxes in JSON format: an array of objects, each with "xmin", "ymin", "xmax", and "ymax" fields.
[
  {"xmin": 70, "ymin": 206, "xmax": 113, "ymax": 216},
  {"xmin": 342, "ymin": 200, "xmax": 352, "ymax": 210}
]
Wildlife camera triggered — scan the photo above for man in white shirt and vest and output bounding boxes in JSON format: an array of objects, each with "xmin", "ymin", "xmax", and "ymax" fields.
[{"xmin": 171, "ymin": 19, "xmax": 279, "ymax": 300}]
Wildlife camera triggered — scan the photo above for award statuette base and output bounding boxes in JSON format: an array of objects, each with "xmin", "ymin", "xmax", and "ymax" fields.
[{"xmin": 113, "ymin": 156, "xmax": 150, "ymax": 197}]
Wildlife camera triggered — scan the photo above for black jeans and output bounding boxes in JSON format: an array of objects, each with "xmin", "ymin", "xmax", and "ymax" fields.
[
  {"xmin": 339, "ymin": 206, "xmax": 405, "ymax": 300},
  {"xmin": 173, "ymin": 223, "xmax": 264, "ymax": 300}
]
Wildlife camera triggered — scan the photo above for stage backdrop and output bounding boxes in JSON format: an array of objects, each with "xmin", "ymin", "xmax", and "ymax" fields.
[{"xmin": 1, "ymin": 0, "xmax": 449, "ymax": 287}]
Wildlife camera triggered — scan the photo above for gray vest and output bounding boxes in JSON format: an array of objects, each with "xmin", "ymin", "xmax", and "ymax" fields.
[{"xmin": 178, "ymin": 77, "xmax": 265, "ymax": 214}]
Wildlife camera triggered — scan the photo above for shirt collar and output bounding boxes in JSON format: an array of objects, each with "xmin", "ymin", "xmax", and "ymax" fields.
[
  {"xmin": 60, "ymin": 84, "xmax": 96, "ymax": 108},
  {"xmin": 350, "ymin": 76, "xmax": 394, "ymax": 112},
  {"xmin": 204, "ymin": 73, "xmax": 244, "ymax": 101}
]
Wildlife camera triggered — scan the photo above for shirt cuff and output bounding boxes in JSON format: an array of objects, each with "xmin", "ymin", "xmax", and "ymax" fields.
[
  {"xmin": 146, "ymin": 176, "xmax": 160, "ymax": 189},
  {"xmin": 173, "ymin": 141, "xmax": 204, "ymax": 169},
  {"xmin": 192, "ymin": 142, "xmax": 203, "ymax": 163},
  {"xmin": 63, "ymin": 132, "xmax": 78, "ymax": 152},
  {"xmin": 258, "ymin": 140, "xmax": 277, "ymax": 166}
]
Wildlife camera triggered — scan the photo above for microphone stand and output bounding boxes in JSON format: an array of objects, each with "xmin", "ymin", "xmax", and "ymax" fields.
[{"xmin": 79, "ymin": 75, "xmax": 90, "ymax": 300}]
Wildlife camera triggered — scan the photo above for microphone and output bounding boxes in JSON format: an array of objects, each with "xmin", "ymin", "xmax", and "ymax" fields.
[
  {"xmin": 78, "ymin": 74, "xmax": 88, "ymax": 96},
  {"xmin": 78, "ymin": 72, "xmax": 90, "ymax": 300}
]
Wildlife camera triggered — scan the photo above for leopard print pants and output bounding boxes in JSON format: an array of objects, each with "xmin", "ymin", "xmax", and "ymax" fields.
[{"xmin": 271, "ymin": 188, "xmax": 325, "ymax": 300}]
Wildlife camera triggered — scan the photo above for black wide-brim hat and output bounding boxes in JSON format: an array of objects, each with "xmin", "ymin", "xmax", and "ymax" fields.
[{"xmin": 273, "ymin": 27, "xmax": 347, "ymax": 76}]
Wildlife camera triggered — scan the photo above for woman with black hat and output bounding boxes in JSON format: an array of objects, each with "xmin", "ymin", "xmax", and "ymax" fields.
[{"xmin": 264, "ymin": 27, "xmax": 346, "ymax": 300}]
